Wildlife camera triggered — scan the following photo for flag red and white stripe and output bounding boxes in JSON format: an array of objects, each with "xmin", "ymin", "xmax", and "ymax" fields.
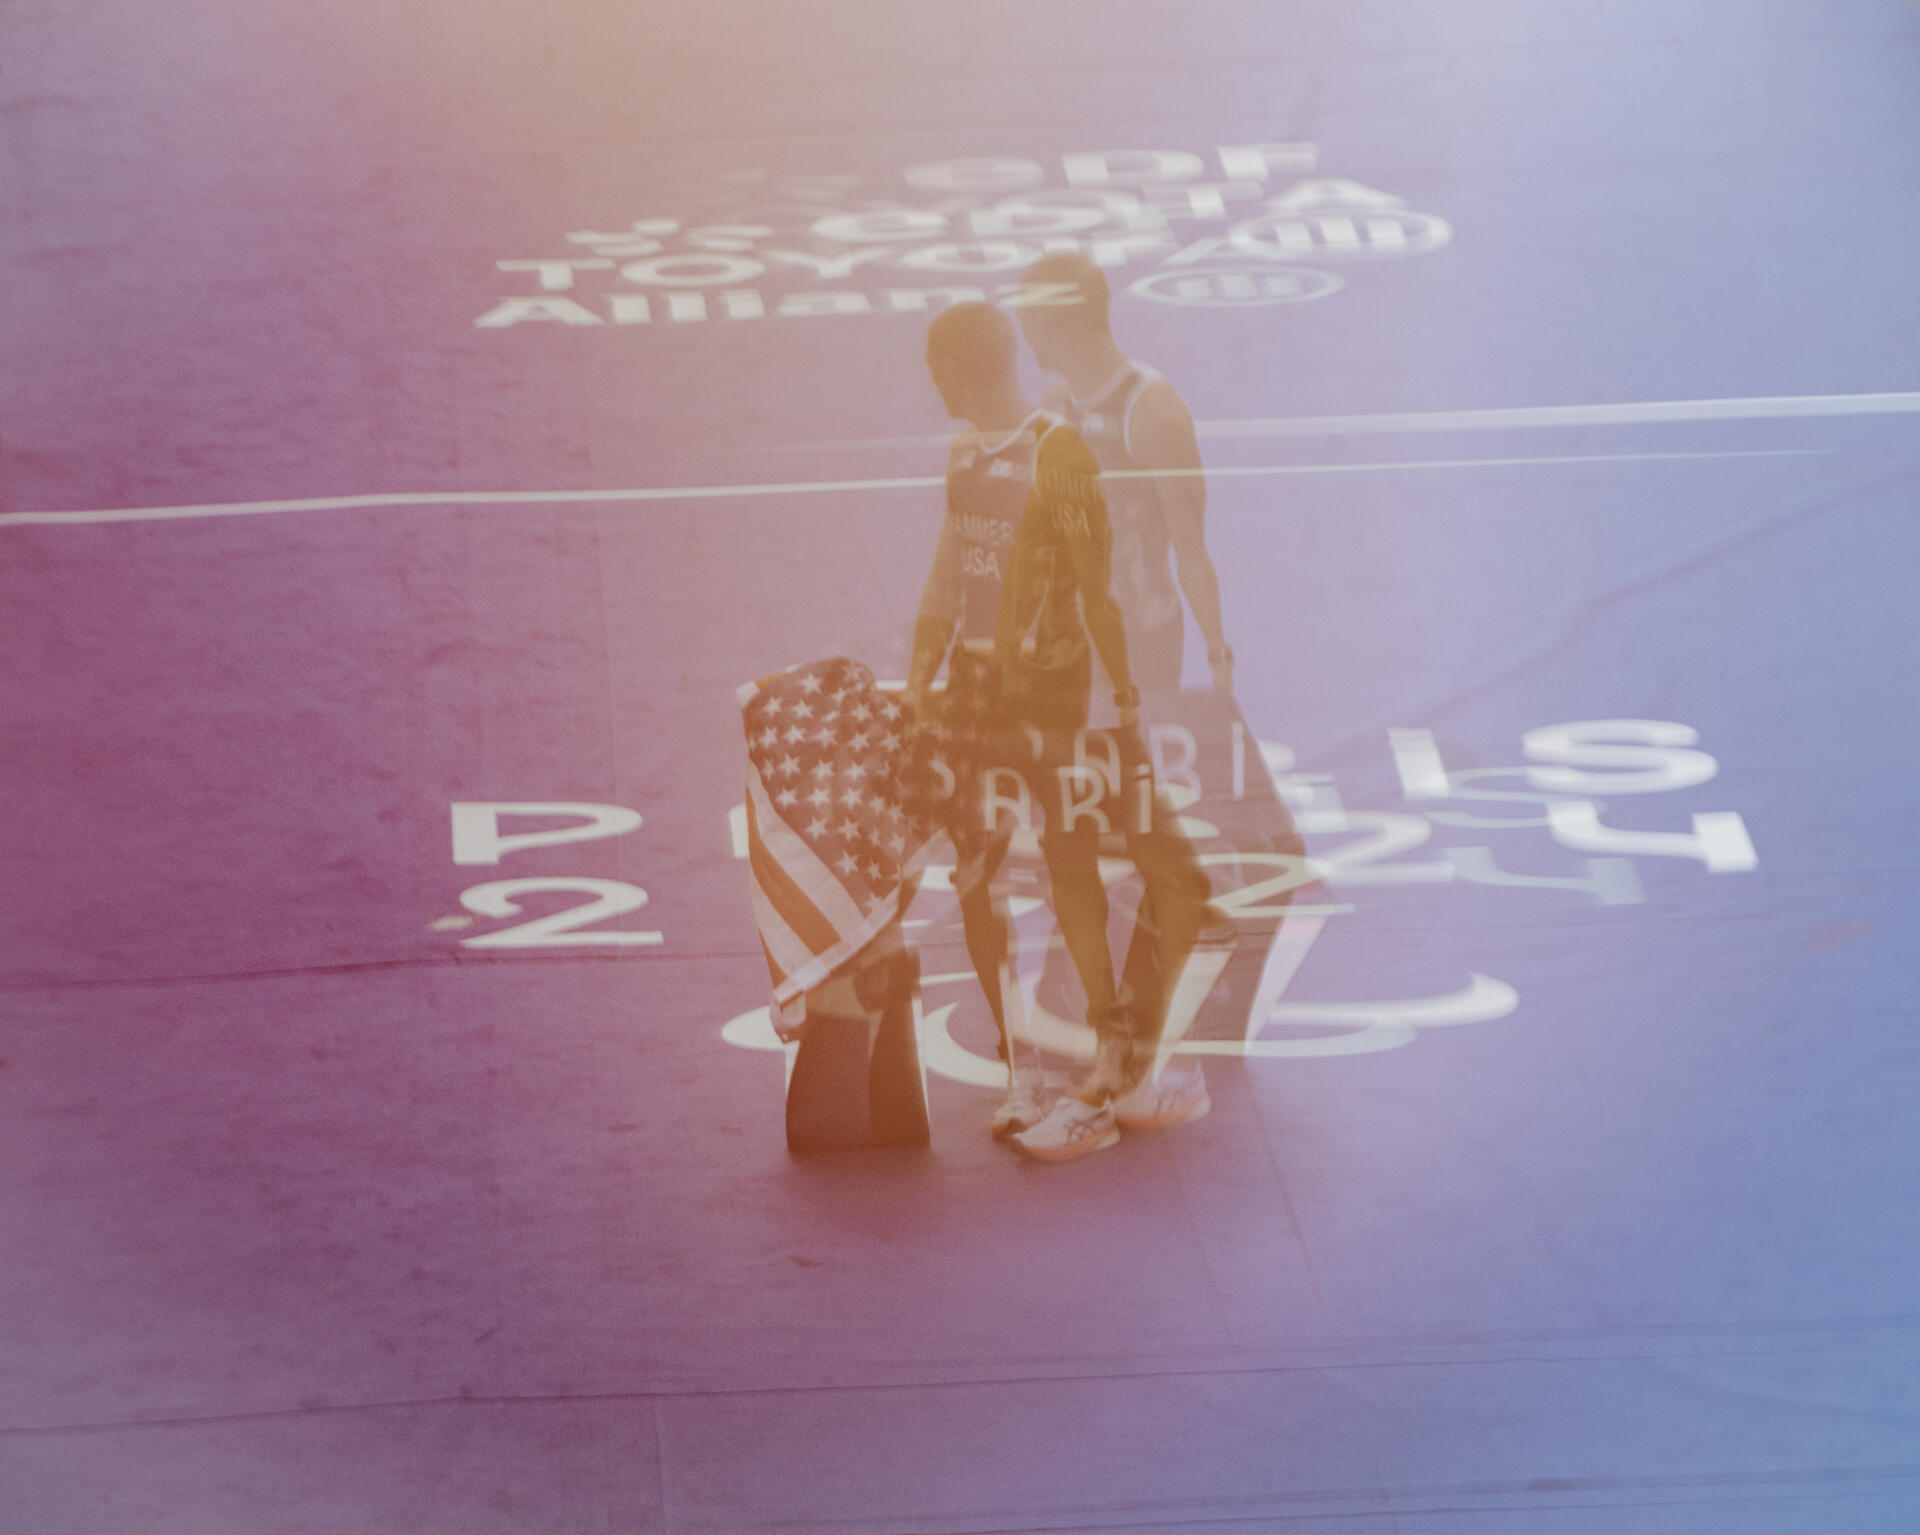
[{"xmin": 738, "ymin": 657, "xmax": 936, "ymax": 1036}]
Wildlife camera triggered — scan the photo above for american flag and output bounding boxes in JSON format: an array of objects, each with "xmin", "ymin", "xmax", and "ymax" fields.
[{"xmin": 738, "ymin": 657, "xmax": 939, "ymax": 1036}]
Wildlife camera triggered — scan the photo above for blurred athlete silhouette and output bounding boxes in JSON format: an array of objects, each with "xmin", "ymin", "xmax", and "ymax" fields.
[{"xmin": 907, "ymin": 302, "xmax": 1211, "ymax": 1161}]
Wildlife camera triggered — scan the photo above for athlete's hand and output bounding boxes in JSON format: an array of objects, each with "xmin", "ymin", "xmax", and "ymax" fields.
[
  {"xmin": 903, "ymin": 686, "xmax": 936, "ymax": 744},
  {"xmin": 1208, "ymin": 643, "xmax": 1235, "ymax": 695}
]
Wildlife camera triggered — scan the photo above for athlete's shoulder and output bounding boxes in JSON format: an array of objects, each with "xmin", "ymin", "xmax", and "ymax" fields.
[
  {"xmin": 1128, "ymin": 367, "xmax": 1192, "ymax": 424},
  {"xmin": 1126, "ymin": 370, "xmax": 1200, "ymax": 463}
]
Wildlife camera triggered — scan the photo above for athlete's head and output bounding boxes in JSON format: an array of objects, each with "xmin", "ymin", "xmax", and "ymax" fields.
[
  {"xmin": 1015, "ymin": 252, "xmax": 1111, "ymax": 368},
  {"xmin": 924, "ymin": 301, "xmax": 1018, "ymax": 421}
]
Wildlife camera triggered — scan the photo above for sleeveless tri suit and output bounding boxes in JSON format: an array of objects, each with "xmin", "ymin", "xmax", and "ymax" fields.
[{"xmin": 918, "ymin": 409, "xmax": 1103, "ymax": 734}]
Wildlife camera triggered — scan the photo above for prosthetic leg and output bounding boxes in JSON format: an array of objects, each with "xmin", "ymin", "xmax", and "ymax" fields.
[{"xmin": 784, "ymin": 929, "xmax": 930, "ymax": 1153}]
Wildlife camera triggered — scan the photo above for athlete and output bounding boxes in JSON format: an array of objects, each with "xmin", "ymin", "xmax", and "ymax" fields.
[
  {"xmin": 1016, "ymin": 252, "xmax": 1234, "ymax": 696},
  {"xmin": 907, "ymin": 302, "xmax": 1209, "ymax": 1161},
  {"xmin": 1014, "ymin": 253, "xmax": 1304, "ymax": 1116}
]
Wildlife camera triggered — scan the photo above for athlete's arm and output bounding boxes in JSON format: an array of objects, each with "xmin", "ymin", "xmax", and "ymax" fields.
[
  {"xmin": 906, "ymin": 440, "xmax": 968, "ymax": 707},
  {"xmin": 1132, "ymin": 381, "xmax": 1232, "ymax": 689}
]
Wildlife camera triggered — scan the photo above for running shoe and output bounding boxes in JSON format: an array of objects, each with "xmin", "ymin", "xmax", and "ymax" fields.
[
  {"xmin": 990, "ymin": 1068, "xmax": 1049, "ymax": 1140},
  {"xmin": 1011, "ymin": 1096, "xmax": 1121, "ymax": 1162},
  {"xmin": 1113, "ymin": 1063, "xmax": 1211, "ymax": 1134}
]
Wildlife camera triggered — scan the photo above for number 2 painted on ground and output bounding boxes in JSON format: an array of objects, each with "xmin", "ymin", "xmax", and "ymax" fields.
[
  {"xmin": 1313, "ymin": 812, "xmax": 1454, "ymax": 884},
  {"xmin": 458, "ymin": 878, "xmax": 664, "ymax": 947},
  {"xmin": 1196, "ymin": 852, "xmax": 1317, "ymax": 918}
]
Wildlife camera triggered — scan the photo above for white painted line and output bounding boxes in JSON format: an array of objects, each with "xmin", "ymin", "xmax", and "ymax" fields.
[
  {"xmin": 1203, "ymin": 391, "xmax": 1920, "ymax": 437},
  {"xmin": 1103, "ymin": 449, "xmax": 1825, "ymax": 482},
  {"xmin": 787, "ymin": 390, "xmax": 1920, "ymax": 451},
  {"xmin": 0, "ymin": 477, "xmax": 946, "ymax": 528},
  {"xmin": 0, "ymin": 450, "xmax": 1826, "ymax": 529}
]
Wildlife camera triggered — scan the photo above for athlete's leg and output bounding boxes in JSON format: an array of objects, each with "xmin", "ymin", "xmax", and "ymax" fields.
[
  {"xmin": 1013, "ymin": 666, "xmax": 1145, "ymax": 1105},
  {"xmin": 1038, "ymin": 614, "xmax": 1184, "ymax": 1016},
  {"xmin": 1038, "ymin": 827, "xmax": 1117, "ymax": 1023},
  {"xmin": 935, "ymin": 648, "xmax": 1021, "ymax": 1061},
  {"xmin": 954, "ymin": 865, "xmax": 1011, "ymax": 1059},
  {"xmin": 1120, "ymin": 804, "xmax": 1212, "ymax": 1058},
  {"xmin": 1115, "ymin": 883, "xmax": 1165, "ymax": 1044},
  {"xmin": 1021, "ymin": 718, "xmax": 1129, "ymax": 1103}
]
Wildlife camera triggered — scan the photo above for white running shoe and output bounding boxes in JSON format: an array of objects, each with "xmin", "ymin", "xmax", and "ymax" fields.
[
  {"xmin": 1011, "ymin": 1096, "xmax": 1121, "ymax": 1163},
  {"xmin": 990, "ymin": 1068, "xmax": 1049, "ymax": 1140},
  {"xmin": 1112, "ymin": 1064, "xmax": 1211, "ymax": 1134}
]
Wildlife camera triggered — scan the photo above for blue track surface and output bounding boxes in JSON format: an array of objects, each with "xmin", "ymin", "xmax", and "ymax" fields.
[{"xmin": 5, "ymin": 3, "xmax": 1919, "ymax": 1530}]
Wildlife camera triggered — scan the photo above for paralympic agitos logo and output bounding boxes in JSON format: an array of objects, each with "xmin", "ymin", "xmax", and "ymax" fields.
[{"xmin": 473, "ymin": 143, "xmax": 1452, "ymax": 330}]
